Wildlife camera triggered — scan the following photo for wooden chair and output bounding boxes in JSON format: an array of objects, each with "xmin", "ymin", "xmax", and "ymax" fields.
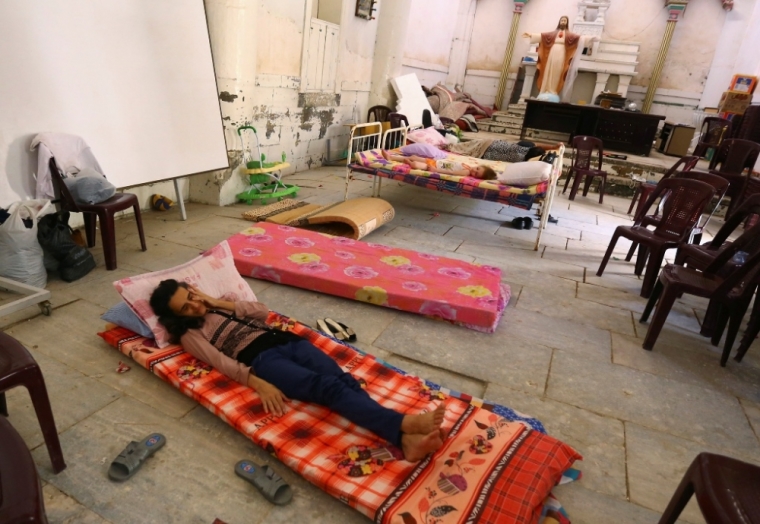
[
  {"xmin": 596, "ymin": 178, "xmax": 716, "ymax": 298},
  {"xmin": 692, "ymin": 117, "xmax": 732, "ymax": 158},
  {"xmin": 658, "ymin": 453, "xmax": 760, "ymax": 524},
  {"xmin": 562, "ymin": 136, "xmax": 608, "ymax": 203},
  {"xmin": 627, "ymin": 155, "xmax": 699, "ymax": 217},
  {"xmin": 707, "ymin": 138, "xmax": 760, "ymax": 218},
  {"xmin": 0, "ymin": 416, "xmax": 48, "ymax": 523},
  {"xmin": 49, "ymin": 157, "xmax": 146, "ymax": 270},
  {"xmin": 0, "ymin": 331, "xmax": 66, "ymax": 473},
  {"xmin": 367, "ymin": 105, "xmax": 392, "ymax": 123}
]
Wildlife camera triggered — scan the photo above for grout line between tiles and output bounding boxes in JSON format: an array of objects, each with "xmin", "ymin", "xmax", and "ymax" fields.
[
  {"xmin": 542, "ymin": 350, "xmax": 555, "ymax": 398},
  {"xmin": 623, "ymin": 422, "xmax": 631, "ymax": 501}
]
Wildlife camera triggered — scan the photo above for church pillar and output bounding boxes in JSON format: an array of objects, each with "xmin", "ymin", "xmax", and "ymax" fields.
[
  {"xmin": 368, "ymin": 0, "xmax": 413, "ymax": 108},
  {"xmin": 446, "ymin": 0, "xmax": 478, "ymax": 89},
  {"xmin": 495, "ymin": 0, "xmax": 529, "ymax": 110},
  {"xmin": 204, "ymin": 0, "xmax": 258, "ymax": 149},
  {"xmin": 642, "ymin": 1, "xmax": 688, "ymax": 114}
]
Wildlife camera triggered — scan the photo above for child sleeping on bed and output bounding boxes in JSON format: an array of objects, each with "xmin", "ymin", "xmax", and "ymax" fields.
[
  {"xmin": 382, "ymin": 149, "xmax": 497, "ymax": 180},
  {"xmin": 149, "ymin": 279, "xmax": 446, "ymax": 462}
]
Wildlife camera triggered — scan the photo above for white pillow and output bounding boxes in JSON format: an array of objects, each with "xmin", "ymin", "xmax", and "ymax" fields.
[
  {"xmin": 113, "ymin": 240, "xmax": 256, "ymax": 347},
  {"xmin": 497, "ymin": 162, "xmax": 552, "ymax": 187}
]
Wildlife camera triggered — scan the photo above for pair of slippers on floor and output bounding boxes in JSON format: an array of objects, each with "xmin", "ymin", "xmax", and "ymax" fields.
[
  {"xmin": 511, "ymin": 217, "xmax": 535, "ymax": 230},
  {"xmin": 316, "ymin": 318, "xmax": 356, "ymax": 342},
  {"xmin": 510, "ymin": 215, "xmax": 560, "ymax": 230},
  {"xmin": 108, "ymin": 434, "xmax": 293, "ymax": 505}
]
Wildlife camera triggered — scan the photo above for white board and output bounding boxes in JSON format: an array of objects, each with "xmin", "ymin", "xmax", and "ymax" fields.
[
  {"xmin": 0, "ymin": 0, "xmax": 228, "ymax": 207},
  {"xmin": 390, "ymin": 73, "xmax": 436, "ymax": 127}
]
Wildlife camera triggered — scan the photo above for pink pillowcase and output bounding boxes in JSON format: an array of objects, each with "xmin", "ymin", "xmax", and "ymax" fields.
[
  {"xmin": 400, "ymin": 143, "xmax": 447, "ymax": 159},
  {"xmin": 407, "ymin": 127, "xmax": 448, "ymax": 147},
  {"xmin": 112, "ymin": 240, "xmax": 256, "ymax": 348}
]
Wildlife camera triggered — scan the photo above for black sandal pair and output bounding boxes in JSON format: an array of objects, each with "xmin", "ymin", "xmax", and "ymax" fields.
[
  {"xmin": 511, "ymin": 217, "xmax": 534, "ymax": 230},
  {"xmin": 316, "ymin": 318, "xmax": 356, "ymax": 342}
]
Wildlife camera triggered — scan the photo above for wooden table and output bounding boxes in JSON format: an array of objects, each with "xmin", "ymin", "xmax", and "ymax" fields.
[{"xmin": 520, "ymin": 99, "xmax": 666, "ymax": 156}]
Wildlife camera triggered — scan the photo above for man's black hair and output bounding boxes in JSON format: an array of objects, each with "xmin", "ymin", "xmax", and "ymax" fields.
[{"xmin": 149, "ymin": 279, "xmax": 203, "ymax": 343}]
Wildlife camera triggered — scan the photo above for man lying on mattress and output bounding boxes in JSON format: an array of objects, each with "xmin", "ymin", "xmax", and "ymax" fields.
[{"xmin": 150, "ymin": 279, "xmax": 446, "ymax": 462}]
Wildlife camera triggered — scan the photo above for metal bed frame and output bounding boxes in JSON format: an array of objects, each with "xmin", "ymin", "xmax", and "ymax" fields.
[{"xmin": 344, "ymin": 122, "xmax": 564, "ymax": 251}]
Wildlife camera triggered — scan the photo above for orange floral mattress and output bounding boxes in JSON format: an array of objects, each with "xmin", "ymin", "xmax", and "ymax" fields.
[{"xmin": 98, "ymin": 314, "xmax": 580, "ymax": 523}]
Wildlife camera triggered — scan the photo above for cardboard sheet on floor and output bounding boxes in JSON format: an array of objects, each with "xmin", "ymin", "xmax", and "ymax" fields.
[
  {"xmin": 228, "ymin": 222, "xmax": 510, "ymax": 332},
  {"xmin": 98, "ymin": 314, "xmax": 580, "ymax": 524}
]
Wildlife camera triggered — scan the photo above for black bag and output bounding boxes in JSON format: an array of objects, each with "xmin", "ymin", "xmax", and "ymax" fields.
[
  {"xmin": 58, "ymin": 245, "xmax": 97, "ymax": 282},
  {"xmin": 37, "ymin": 211, "xmax": 96, "ymax": 282}
]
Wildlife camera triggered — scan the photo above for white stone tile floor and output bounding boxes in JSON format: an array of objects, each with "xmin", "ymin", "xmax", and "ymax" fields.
[{"xmin": 3, "ymin": 166, "xmax": 758, "ymax": 523}]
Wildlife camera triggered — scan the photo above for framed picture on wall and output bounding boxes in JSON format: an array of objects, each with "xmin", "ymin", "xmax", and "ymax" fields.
[
  {"xmin": 730, "ymin": 75, "xmax": 757, "ymax": 94},
  {"xmin": 355, "ymin": 0, "xmax": 375, "ymax": 20}
]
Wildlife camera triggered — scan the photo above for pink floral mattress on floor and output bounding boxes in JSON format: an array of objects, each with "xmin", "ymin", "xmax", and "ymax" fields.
[{"xmin": 227, "ymin": 223, "xmax": 510, "ymax": 332}]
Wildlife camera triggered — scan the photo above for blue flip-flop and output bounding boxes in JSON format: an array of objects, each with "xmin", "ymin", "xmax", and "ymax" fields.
[
  {"xmin": 108, "ymin": 433, "xmax": 166, "ymax": 481},
  {"xmin": 235, "ymin": 460, "xmax": 293, "ymax": 505}
]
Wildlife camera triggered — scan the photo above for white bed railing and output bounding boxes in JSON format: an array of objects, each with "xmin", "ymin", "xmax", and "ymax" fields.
[
  {"xmin": 344, "ymin": 123, "xmax": 565, "ymax": 251},
  {"xmin": 344, "ymin": 122, "xmax": 382, "ymax": 201}
]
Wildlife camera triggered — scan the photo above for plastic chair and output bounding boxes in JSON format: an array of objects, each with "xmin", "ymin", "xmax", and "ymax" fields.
[
  {"xmin": 0, "ymin": 331, "xmax": 66, "ymax": 473},
  {"xmin": 627, "ymin": 156, "xmax": 699, "ymax": 217},
  {"xmin": 49, "ymin": 157, "xmax": 146, "ymax": 271},
  {"xmin": 639, "ymin": 227, "xmax": 760, "ymax": 363},
  {"xmin": 658, "ymin": 452, "xmax": 760, "ymax": 524},
  {"xmin": 692, "ymin": 117, "xmax": 732, "ymax": 158},
  {"xmin": 388, "ymin": 112, "xmax": 409, "ymax": 130},
  {"xmin": 674, "ymin": 194, "xmax": 760, "ymax": 270},
  {"xmin": 625, "ymin": 171, "xmax": 729, "ymax": 271},
  {"xmin": 367, "ymin": 105, "xmax": 392, "ymax": 123},
  {"xmin": 596, "ymin": 178, "xmax": 716, "ymax": 298},
  {"xmin": 0, "ymin": 416, "xmax": 48, "ymax": 523},
  {"xmin": 707, "ymin": 139, "xmax": 760, "ymax": 218},
  {"xmin": 562, "ymin": 136, "xmax": 608, "ymax": 203}
]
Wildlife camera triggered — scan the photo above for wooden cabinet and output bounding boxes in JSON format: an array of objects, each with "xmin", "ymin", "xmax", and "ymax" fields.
[{"xmin": 521, "ymin": 100, "xmax": 665, "ymax": 156}]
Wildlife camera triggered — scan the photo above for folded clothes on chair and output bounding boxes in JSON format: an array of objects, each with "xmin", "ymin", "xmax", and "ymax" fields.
[{"xmin": 98, "ymin": 313, "xmax": 581, "ymax": 524}]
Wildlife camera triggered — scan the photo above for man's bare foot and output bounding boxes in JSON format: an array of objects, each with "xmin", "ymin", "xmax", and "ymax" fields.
[
  {"xmin": 382, "ymin": 149, "xmax": 392, "ymax": 161},
  {"xmin": 401, "ymin": 404, "xmax": 445, "ymax": 435},
  {"xmin": 401, "ymin": 430, "xmax": 444, "ymax": 462}
]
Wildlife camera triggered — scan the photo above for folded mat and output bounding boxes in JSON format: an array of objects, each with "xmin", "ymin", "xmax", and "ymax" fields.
[
  {"xmin": 228, "ymin": 222, "xmax": 510, "ymax": 332},
  {"xmin": 99, "ymin": 313, "xmax": 580, "ymax": 523},
  {"xmin": 243, "ymin": 197, "xmax": 395, "ymax": 241}
]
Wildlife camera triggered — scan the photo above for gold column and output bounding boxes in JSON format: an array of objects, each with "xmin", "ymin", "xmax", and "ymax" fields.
[
  {"xmin": 642, "ymin": 1, "xmax": 689, "ymax": 113},
  {"xmin": 495, "ymin": 1, "xmax": 528, "ymax": 110}
]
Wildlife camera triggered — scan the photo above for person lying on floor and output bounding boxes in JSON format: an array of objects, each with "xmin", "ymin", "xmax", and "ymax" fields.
[
  {"xmin": 149, "ymin": 279, "xmax": 445, "ymax": 462},
  {"xmin": 381, "ymin": 149, "xmax": 497, "ymax": 180}
]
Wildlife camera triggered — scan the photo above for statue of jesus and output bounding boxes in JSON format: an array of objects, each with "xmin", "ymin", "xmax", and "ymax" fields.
[{"xmin": 523, "ymin": 16, "xmax": 597, "ymax": 103}]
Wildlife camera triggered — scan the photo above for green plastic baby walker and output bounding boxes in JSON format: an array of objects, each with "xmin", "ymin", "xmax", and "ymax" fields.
[{"xmin": 235, "ymin": 125, "xmax": 298, "ymax": 204}]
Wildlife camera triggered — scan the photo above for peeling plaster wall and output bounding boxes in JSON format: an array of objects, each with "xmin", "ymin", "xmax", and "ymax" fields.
[
  {"xmin": 403, "ymin": 0, "xmax": 459, "ymax": 69},
  {"xmin": 257, "ymin": 1, "xmax": 304, "ymax": 76},
  {"xmin": 466, "ymin": 0, "xmax": 512, "ymax": 73},
  {"xmin": 192, "ymin": 0, "xmax": 376, "ymax": 207},
  {"xmin": 605, "ymin": 1, "xmax": 724, "ymax": 93}
]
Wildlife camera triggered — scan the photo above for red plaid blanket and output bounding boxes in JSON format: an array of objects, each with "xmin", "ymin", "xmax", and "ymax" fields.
[{"xmin": 99, "ymin": 314, "xmax": 580, "ymax": 523}]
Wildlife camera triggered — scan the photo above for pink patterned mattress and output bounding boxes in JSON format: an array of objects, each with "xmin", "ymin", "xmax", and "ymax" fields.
[{"xmin": 228, "ymin": 223, "xmax": 510, "ymax": 332}]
